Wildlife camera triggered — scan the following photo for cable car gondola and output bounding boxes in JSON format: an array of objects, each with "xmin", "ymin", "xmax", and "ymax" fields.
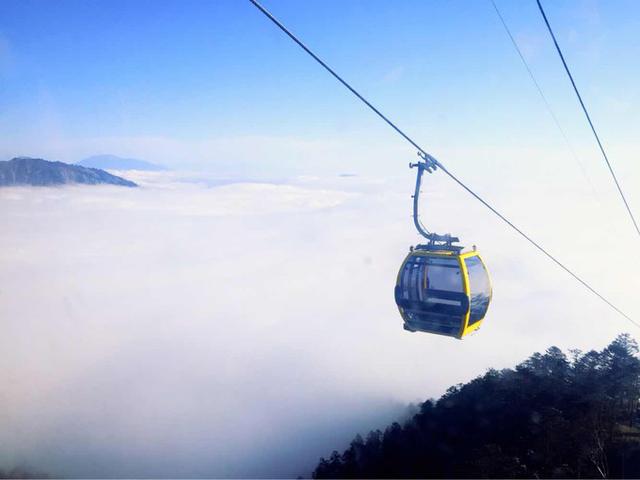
[{"xmin": 394, "ymin": 153, "xmax": 492, "ymax": 339}]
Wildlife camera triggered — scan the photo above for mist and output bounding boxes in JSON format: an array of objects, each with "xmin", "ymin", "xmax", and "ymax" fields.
[{"xmin": 0, "ymin": 169, "xmax": 637, "ymax": 477}]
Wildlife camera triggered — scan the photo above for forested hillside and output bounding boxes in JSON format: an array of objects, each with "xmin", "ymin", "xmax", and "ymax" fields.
[{"xmin": 314, "ymin": 335, "xmax": 640, "ymax": 479}]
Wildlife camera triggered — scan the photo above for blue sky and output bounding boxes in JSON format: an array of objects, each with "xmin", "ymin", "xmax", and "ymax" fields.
[{"xmin": 1, "ymin": 0, "xmax": 639, "ymax": 179}]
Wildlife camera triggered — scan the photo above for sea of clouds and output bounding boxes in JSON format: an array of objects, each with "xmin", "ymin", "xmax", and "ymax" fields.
[{"xmin": 0, "ymin": 169, "xmax": 637, "ymax": 477}]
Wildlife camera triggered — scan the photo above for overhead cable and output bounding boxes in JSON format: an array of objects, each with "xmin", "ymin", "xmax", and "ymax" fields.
[
  {"xmin": 248, "ymin": 0, "xmax": 637, "ymax": 327},
  {"xmin": 536, "ymin": 0, "xmax": 640, "ymax": 238},
  {"xmin": 490, "ymin": 0, "xmax": 601, "ymax": 203}
]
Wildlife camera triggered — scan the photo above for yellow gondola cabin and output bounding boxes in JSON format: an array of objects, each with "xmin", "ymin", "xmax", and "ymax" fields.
[{"xmin": 394, "ymin": 248, "xmax": 492, "ymax": 339}]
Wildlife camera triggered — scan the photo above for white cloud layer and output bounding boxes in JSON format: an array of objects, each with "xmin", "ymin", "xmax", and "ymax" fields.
[{"xmin": 0, "ymin": 171, "xmax": 638, "ymax": 477}]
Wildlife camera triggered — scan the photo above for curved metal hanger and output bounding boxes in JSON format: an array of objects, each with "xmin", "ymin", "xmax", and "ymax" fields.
[{"xmin": 410, "ymin": 152, "xmax": 462, "ymax": 252}]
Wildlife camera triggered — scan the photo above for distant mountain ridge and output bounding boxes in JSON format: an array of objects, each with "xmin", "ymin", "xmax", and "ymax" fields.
[
  {"xmin": 77, "ymin": 154, "xmax": 166, "ymax": 171},
  {"xmin": 0, "ymin": 157, "xmax": 137, "ymax": 187}
]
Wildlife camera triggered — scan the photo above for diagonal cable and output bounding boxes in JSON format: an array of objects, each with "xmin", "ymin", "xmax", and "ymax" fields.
[
  {"xmin": 248, "ymin": 0, "xmax": 637, "ymax": 327},
  {"xmin": 536, "ymin": 0, "xmax": 640, "ymax": 238},
  {"xmin": 490, "ymin": 0, "xmax": 601, "ymax": 204}
]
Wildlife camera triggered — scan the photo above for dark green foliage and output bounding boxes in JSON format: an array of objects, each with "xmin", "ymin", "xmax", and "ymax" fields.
[{"xmin": 313, "ymin": 334, "xmax": 640, "ymax": 479}]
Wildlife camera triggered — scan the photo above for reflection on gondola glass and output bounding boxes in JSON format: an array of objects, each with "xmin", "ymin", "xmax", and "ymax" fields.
[
  {"xmin": 465, "ymin": 255, "xmax": 492, "ymax": 325},
  {"xmin": 464, "ymin": 257, "xmax": 491, "ymax": 325},
  {"xmin": 426, "ymin": 257, "xmax": 463, "ymax": 292}
]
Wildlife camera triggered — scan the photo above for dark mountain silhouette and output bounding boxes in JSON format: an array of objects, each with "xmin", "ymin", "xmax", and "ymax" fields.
[
  {"xmin": 0, "ymin": 157, "xmax": 137, "ymax": 187},
  {"xmin": 77, "ymin": 154, "xmax": 166, "ymax": 171},
  {"xmin": 313, "ymin": 334, "xmax": 640, "ymax": 479},
  {"xmin": 0, "ymin": 467, "xmax": 49, "ymax": 479}
]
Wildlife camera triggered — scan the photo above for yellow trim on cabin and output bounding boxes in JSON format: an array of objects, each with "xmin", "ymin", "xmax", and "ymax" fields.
[{"xmin": 458, "ymin": 253, "xmax": 471, "ymax": 338}]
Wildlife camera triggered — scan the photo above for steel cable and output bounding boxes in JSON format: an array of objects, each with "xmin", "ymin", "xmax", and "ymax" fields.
[
  {"xmin": 248, "ymin": 0, "xmax": 637, "ymax": 327},
  {"xmin": 536, "ymin": 0, "xmax": 640, "ymax": 238}
]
